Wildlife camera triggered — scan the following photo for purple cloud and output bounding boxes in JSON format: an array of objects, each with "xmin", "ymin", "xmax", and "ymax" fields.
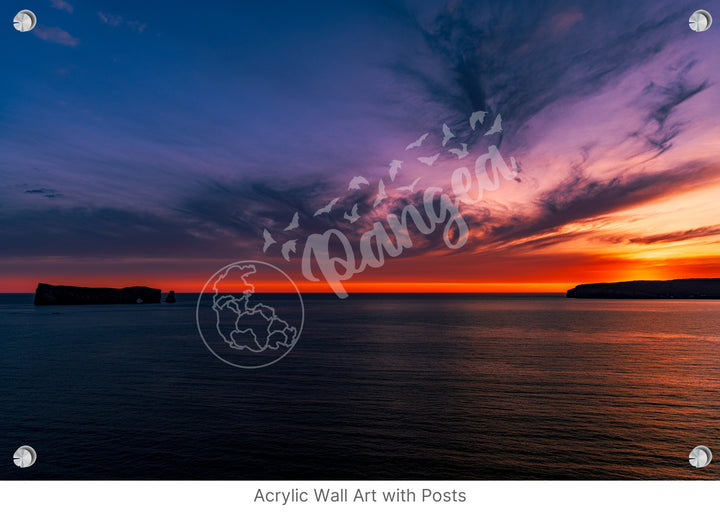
[
  {"xmin": 50, "ymin": 0, "xmax": 74, "ymax": 13},
  {"xmin": 98, "ymin": 12, "xmax": 146, "ymax": 32},
  {"xmin": 97, "ymin": 12, "xmax": 123, "ymax": 27},
  {"xmin": 33, "ymin": 26, "xmax": 79, "ymax": 47}
]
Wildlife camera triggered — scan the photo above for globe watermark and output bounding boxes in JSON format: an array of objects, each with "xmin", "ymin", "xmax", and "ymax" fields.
[{"xmin": 196, "ymin": 260, "xmax": 304, "ymax": 369}]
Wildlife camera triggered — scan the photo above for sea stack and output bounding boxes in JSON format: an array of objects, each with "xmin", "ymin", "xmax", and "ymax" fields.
[
  {"xmin": 165, "ymin": 291, "xmax": 177, "ymax": 303},
  {"xmin": 34, "ymin": 283, "xmax": 162, "ymax": 305}
]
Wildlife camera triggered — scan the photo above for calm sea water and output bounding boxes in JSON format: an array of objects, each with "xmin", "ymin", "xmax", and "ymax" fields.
[{"xmin": 0, "ymin": 293, "xmax": 718, "ymax": 480}]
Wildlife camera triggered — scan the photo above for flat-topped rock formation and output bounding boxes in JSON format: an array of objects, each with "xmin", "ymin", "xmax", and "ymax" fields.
[
  {"xmin": 34, "ymin": 283, "xmax": 162, "ymax": 305},
  {"xmin": 567, "ymin": 279, "xmax": 720, "ymax": 299}
]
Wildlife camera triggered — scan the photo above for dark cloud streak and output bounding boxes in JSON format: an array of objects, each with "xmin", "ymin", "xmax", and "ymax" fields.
[
  {"xmin": 472, "ymin": 162, "xmax": 720, "ymax": 250},
  {"xmin": 610, "ymin": 225, "xmax": 720, "ymax": 245},
  {"xmin": 386, "ymin": 0, "xmax": 699, "ymax": 148},
  {"xmin": 630, "ymin": 60, "xmax": 710, "ymax": 155}
]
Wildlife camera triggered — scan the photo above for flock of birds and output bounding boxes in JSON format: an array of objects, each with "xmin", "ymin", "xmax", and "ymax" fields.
[{"xmin": 262, "ymin": 110, "xmax": 503, "ymax": 261}]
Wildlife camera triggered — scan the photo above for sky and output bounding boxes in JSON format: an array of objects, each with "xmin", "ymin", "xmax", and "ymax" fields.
[{"xmin": 1, "ymin": 0, "xmax": 719, "ymax": 294}]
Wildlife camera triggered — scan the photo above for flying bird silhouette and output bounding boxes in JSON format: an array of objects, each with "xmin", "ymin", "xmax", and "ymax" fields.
[
  {"xmin": 388, "ymin": 160, "xmax": 402, "ymax": 181},
  {"xmin": 418, "ymin": 153, "xmax": 440, "ymax": 166},
  {"xmin": 397, "ymin": 177, "xmax": 421, "ymax": 192},
  {"xmin": 405, "ymin": 133, "xmax": 429, "ymax": 150},
  {"xmin": 348, "ymin": 176, "xmax": 370, "ymax": 190},
  {"xmin": 262, "ymin": 229, "xmax": 277, "ymax": 253},
  {"xmin": 442, "ymin": 124, "xmax": 455, "ymax": 147},
  {"xmin": 484, "ymin": 114, "xmax": 502, "ymax": 135},
  {"xmin": 343, "ymin": 203, "xmax": 360, "ymax": 223},
  {"xmin": 469, "ymin": 110, "xmax": 487, "ymax": 130},
  {"xmin": 281, "ymin": 240, "xmax": 297, "ymax": 261},
  {"xmin": 373, "ymin": 179, "xmax": 387, "ymax": 208},
  {"xmin": 448, "ymin": 143, "xmax": 468, "ymax": 159},
  {"xmin": 313, "ymin": 198, "xmax": 340, "ymax": 216},
  {"xmin": 283, "ymin": 212, "xmax": 300, "ymax": 231}
]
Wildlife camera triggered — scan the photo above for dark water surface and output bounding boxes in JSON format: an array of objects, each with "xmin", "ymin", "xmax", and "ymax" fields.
[{"xmin": 1, "ymin": 293, "xmax": 718, "ymax": 479}]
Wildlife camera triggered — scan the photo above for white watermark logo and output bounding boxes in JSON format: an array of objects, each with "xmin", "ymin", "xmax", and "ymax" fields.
[
  {"xmin": 201, "ymin": 110, "xmax": 518, "ymax": 367},
  {"xmin": 196, "ymin": 261, "xmax": 304, "ymax": 369},
  {"xmin": 261, "ymin": 111, "xmax": 518, "ymax": 298},
  {"xmin": 302, "ymin": 144, "xmax": 515, "ymax": 298}
]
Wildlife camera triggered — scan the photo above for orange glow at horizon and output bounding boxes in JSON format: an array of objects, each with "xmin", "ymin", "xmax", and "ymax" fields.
[{"xmin": 2, "ymin": 168, "xmax": 719, "ymax": 294}]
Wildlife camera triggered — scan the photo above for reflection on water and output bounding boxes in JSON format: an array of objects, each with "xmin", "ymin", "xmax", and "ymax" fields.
[{"xmin": 0, "ymin": 294, "xmax": 718, "ymax": 479}]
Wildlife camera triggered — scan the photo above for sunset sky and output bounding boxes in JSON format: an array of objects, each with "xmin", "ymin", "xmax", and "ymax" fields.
[{"xmin": 1, "ymin": 0, "xmax": 719, "ymax": 294}]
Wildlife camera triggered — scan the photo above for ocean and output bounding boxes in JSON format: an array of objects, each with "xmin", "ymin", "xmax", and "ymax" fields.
[{"xmin": 0, "ymin": 293, "xmax": 718, "ymax": 479}]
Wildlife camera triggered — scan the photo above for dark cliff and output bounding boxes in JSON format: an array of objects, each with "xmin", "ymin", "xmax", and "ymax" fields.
[
  {"xmin": 34, "ymin": 283, "xmax": 162, "ymax": 305},
  {"xmin": 567, "ymin": 279, "xmax": 720, "ymax": 299}
]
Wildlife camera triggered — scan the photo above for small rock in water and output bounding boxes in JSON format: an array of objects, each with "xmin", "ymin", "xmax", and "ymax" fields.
[{"xmin": 166, "ymin": 291, "xmax": 177, "ymax": 303}]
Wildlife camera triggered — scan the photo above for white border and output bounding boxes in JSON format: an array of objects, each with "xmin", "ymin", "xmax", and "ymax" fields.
[{"xmin": 2, "ymin": 481, "xmax": 718, "ymax": 517}]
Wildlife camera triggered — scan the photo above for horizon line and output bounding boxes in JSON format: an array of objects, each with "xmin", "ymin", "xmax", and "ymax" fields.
[{"xmin": 2, "ymin": 290, "xmax": 568, "ymax": 295}]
